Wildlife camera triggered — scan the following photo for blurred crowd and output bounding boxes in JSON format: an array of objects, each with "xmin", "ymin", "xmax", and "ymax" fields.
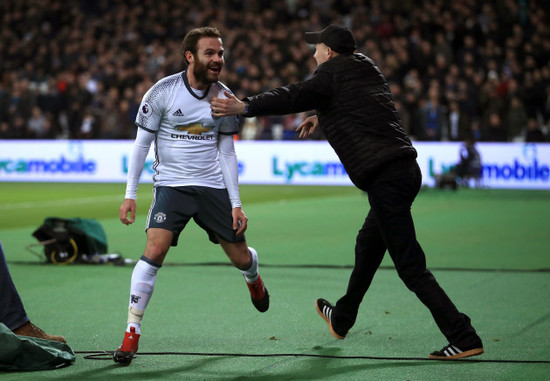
[{"xmin": 0, "ymin": 0, "xmax": 549, "ymax": 142}]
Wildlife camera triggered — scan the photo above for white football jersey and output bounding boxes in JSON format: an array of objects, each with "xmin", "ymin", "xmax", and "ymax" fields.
[{"xmin": 135, "ymin": 71, "xmax": 239, "ymax": 188}]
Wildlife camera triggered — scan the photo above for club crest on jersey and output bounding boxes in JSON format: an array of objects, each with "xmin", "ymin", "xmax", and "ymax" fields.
[
  {"xmin": 140, "ymin": 102, "xmax": 152, "ymax": 115},
  {"xmin": 153, "ymin": 212, "xmax": 166, "ymax": 223},
  {"xmin": 175, "ymin": 124, "xmax": 211, "ymax": 135}
]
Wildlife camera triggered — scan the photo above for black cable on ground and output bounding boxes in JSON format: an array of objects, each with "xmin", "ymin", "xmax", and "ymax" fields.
[
  {"xmin": 167, "ymin": 262, "xmax": 550, "ymax": 273},
  {"xmin": 76, "ymin": 350, "xmax": 550, "ymax": 364},
  {"xmin": 8, "ymin": 260, "xmax": 550, "ymax": 273}
]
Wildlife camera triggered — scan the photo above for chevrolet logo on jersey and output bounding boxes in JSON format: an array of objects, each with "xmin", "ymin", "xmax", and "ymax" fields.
[{"xmin": 175, "ymin": 124, "xmax": 211, "ymax": 135}]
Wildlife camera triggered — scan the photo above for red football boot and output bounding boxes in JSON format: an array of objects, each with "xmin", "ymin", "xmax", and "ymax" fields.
[
  {"xmin": 246, "ymin": 275, "xmax": 269, "ymax": 312},
  {"xmin": 113, "ymin": 326, "xmax": 140, "ymax": 365}
]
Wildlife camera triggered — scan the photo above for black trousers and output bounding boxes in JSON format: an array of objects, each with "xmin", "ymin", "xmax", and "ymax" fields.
[
  {"xmin": 0, "ymin": 239, "xmax": 29, "ymax": 331},
  {"xmin": 334, "ymin": 158, "xmax": 481, "ymax": 348}
]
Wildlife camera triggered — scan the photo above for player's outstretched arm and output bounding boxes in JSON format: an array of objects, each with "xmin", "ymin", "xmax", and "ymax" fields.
[{"xmin": 211, "ymin": 91, "xmax": 246, "ymax": 117}]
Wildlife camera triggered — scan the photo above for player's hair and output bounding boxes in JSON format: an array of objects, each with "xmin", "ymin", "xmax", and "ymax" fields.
[{"xmin": 182, "ymin": 27, "xmax": 222, "ymax": 67}]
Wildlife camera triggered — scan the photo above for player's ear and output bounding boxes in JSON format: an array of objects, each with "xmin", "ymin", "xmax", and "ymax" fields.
[{"xmin": 184, "ymin": 50, "xmax": 194, "ymax": 65}]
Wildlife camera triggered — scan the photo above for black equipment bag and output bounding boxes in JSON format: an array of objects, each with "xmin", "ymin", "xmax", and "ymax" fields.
[{"xmin": 31, "ymin": 217, "xmax": 108, "ymax": 264}]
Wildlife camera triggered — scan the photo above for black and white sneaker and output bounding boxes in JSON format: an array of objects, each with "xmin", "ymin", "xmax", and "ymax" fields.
[
  {"xmin": 429, "ymin": 343, "xmax": 484, "ymax": 360},
  {"xmin": 315, "ymin": 298, "xmax": 346, "ymax": 340}
]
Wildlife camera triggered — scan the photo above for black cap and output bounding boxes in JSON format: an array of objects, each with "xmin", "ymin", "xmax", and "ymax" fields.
[{"xmin": 304, "ymin": 24, "xmax": 357, "ymax": 55}]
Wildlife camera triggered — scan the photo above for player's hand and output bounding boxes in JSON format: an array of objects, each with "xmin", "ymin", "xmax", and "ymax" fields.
[
  {"xmin": 232, "ymin": 207, "xmax": 248, "ymax": 236},
  {"xmin": 296, "ymin": 115, "xmax": 319, "ymax": 138},
  {"xmin": 120, "ymin": 199, "xmax": 136, "ymax": 225},
  {"xmin": 211, "ymin": 91, "xmax": 246, "ymax": 117}
]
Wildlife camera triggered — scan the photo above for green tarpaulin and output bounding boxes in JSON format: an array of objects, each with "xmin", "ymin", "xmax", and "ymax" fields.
[{"xmin": 0, "ymin": 323, "xmax": 75, "ymax": 371}]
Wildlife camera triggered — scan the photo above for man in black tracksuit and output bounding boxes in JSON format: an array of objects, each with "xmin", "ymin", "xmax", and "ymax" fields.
[{"xmin": 211, "ymin": 24, "xmax": 483, "ymax": 359}]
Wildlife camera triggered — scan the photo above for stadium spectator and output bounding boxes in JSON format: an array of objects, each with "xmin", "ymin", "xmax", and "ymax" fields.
[
  {"xmin": 525, "ymin": 117, "xmax": 547, "ymax": 142},
  {"xmin": 0, "ymin": 0, "xmax": 548, "ymax": 141},
  {"xmin": 447, "ymin": 100, "xmax": 472, "ymax": 142},
  {"xmin": 506, "ymin": 95, "xmax": 529, "ymax": 141},
  {"xmin": 211, "ymin": 24, "xmax": 484, "ymax": 360},
  {"xmin": 484, "ymin": 112, "xmax": 508, "ymax": 142},
  {"xmin": 419, "ymin": 84, "xmax": 448, "ymax": 141},
  {"xmin": 27, "ymin": 106, "xmax": 52, "ymax": 139}
]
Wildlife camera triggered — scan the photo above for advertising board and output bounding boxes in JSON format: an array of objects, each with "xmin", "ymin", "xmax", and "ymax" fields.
[{"xmin": 1, "ymin": 140, "xmax": 549, "ymax": 189}]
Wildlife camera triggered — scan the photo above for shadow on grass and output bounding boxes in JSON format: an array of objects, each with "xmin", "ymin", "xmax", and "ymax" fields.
[
  {"xmin": 52, "ymin": 355, "xmax": 229, "ymax": 380},
  {"xmin": 229, "ymin": 346, "xmax": 433, "ymax": 380},
  {"xmin": 46, "ymin": 345, "xmax": 449, "ymax": 381}
]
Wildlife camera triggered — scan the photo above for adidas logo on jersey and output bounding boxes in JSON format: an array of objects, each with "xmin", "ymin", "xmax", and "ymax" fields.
[{"xmin": 173, "ymin": 109, "xmax": 184, "ymax": 116}]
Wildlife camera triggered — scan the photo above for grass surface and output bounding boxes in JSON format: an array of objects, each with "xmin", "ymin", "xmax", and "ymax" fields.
[{"xmin": 1, "ymin": 183, "xmax": 549, "ymax": 380}]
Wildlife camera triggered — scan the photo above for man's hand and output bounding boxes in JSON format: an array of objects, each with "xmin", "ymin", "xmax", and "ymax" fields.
[
  {"xmin": 120, "ymin": 199, "xmax": 136, "ymax": 225},
  {"xmin": 296, "ymin": 115, "xmax": 319, "ymax": 138},
  {"xmin": 232, "ymin": 207, "xmax": 248, "ymax": 236},
  {"xmin": 211, "ymin": 91, "xmax": 246, "ymax": 117}
]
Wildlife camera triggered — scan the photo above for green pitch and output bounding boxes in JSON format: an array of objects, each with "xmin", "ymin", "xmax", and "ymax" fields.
[{"xmin": 1, "ymin": 183, "xmax": 549, "ymax": 380}]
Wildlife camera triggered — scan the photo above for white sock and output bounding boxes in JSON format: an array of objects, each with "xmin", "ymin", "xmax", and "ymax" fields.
[
  {"xmin": 240, "ymin": 247, "xmax": 259, "ymax": 284},
  {"xmin": 126, "ymin": 257, "xmax": 160, "ymax": 334}
]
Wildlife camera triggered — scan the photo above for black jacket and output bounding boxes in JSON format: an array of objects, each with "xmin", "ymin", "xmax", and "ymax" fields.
[{"xmin": 244, "ymin": 53, "xmax": 417, "ymax": 190}]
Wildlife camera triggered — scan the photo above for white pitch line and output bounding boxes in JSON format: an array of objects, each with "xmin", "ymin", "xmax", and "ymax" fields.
[{"xmin": 0, "ymin": 195, "xmax": 123, "ymax": 210}]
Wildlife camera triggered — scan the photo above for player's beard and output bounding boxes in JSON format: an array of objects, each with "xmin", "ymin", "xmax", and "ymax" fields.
[{"xmin": 193, "ymin": 59, "xmax": 222, "ymax": 86}]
